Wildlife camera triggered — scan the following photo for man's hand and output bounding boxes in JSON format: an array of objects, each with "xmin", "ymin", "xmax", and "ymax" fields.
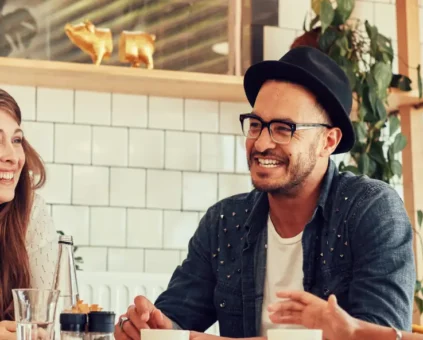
[
  {"xmin": 267, "ymin": 291, "xmax": 359, "ymax": 340},
  {"xmin": 114, "ymin": 296, "xmax": 173, "ymax": 340}
]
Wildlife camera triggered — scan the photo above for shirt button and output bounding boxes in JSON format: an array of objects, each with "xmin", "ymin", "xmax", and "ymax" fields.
[
  {"xmin": 219, "ymin": 300, "xmax": 226, "ymax": 308},
  {"xmin": 323, "ymin": 288, "xmax": 330, "ymax": 296}
]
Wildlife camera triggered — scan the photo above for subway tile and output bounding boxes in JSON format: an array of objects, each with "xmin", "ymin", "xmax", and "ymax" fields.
[
  {"xmin": 127, "ymin": 209, "xmax": 163, "ymax": 248},
  {"xmin": 54, "ymin": 124, "xmax": 91, "ymax": 164},
  {"xmin": 145, "ymin": 249, "xmax": 181, "ymax": 274},
  {"xmin": 110, "ymin": 168, "xmax": 146, "ymax": 207},
  {"xmin": 129, "ymin": 129, "xmax": 164, "ymax": 168},
  {"xmin": 148, "ymin": 96, "xmax": 183, "ymax": 130},
  {"xmin": 75, "ymin": 90, "xmax": 111, "ymax": 125},
  {"xmin": 374, "ymin": 3, "xmax": 397, "ymax": 40},
  {"xmin": 92, "ymin": 126, "xmax": 128, "ymax": 166},
  {"xmin": 264, "ymin": 26, "xmax": 297, "ymax": 60},
  {"xmin": 146, "ymin": 170, "xmax": 182, "ymax": 209},
  {"xmin": 235, "ymin": 135, "xmax": 249, "ymax": 174},
  {"xmin": 163, "ymin": 210, "xmax": 198, "ymax": 249},
  {"xmin": 52, "ymin": 205, "xmax": 90, "ymax": 245},
  {"xmin": 108, "ymin": 248, "xmax": 144, "ymax": 272},
  {"xmin": 0, "ymin": 84, "xmax": 36, "ymax": 121},
  {"xmin": 201, "ymin": 134, "xmax": 235, "ymax": 173},
  {"xmin": 37, "ymin": 87, "xmax": 74, "ymax": 123},
  {"xmin": 90, "ymin": 207, "xmax": 126, "ymax": 247},
  {"xmin": 76, "ymin": 247, "xmax": 107, "ymax": 271},
  {"xmin": 218, "ymin": 174, "xmax": 252, "ymax": 201},
  {"xmin": 37, "ymin": 164, "xmax": 72, "ymax": 204},
  {"xmin": 72, "ymin": 166, "xmax": 109, "ymax": 206},
  {"xmin": 184, "ymin": 99, "xmax": 219, "ymax": 132},
  {"xmin": 112, "ymin": 93, "xmax": 147, "ymax": 127},
  {"xmin": 219, "ymin": 101, "xmax": 250, "ymax": 135},
  {"xmin": 183, "ymin": 172, "xmax": 218, "ymax": 211},
  {"xmin": 21, "ymin": 121, "xmax": 54, "ymax": 162},
  {"xmin": 278, "ymin": 0, "xmax": 311, "ymax": 30},
  {"xmin": 165, "ymin": 131, "xmax": 200, "ymax": 171}
]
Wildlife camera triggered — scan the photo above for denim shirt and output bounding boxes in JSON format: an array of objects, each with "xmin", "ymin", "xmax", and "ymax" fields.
[{"xmin": 155, "ymin": 160, "xmax": 415, "ymax": 337}]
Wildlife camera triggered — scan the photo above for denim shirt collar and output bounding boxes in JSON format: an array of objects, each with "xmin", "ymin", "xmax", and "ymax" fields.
[{"xmin": 245, "ymin": 158, "xmax": 337, "ymax": 242}]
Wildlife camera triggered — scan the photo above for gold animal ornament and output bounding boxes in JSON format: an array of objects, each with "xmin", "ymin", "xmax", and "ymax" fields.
[
  {"xmin": 64, "ymin": 20, "xmax": 113, "ymax": 66},
  {"xmin": 119, "ymin": 31, "xmax": 156, "ymax": 69}
]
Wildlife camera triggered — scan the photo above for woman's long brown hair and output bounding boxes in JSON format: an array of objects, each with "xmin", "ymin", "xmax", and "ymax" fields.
[{"xmin": 0, "ymin": 89, "xmax": 46, "ymax": 320}]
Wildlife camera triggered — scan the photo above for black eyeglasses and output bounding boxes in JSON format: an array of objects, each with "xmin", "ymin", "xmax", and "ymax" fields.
[{"xmin": 239, "ymin": 113, "xmax": 332, "ymax": 144}]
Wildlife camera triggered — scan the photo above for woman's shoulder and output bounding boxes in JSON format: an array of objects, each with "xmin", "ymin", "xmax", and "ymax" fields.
[{"xmin": 26, "ymin": 193, "xmax": 58, "ymax": 252}]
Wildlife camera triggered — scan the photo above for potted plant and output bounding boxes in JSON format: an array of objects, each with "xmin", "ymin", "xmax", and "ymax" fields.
[{"xmin": 291, "ymin": 0, "xmax": 422, "ymax": 183}]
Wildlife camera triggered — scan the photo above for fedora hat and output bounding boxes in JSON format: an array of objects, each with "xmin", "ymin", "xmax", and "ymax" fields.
[{"xmin": 243, "ymin": 46, "xmax": 355, "ymax": 154}]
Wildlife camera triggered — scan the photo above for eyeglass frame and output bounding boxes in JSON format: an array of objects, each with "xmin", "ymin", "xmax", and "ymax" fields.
[{"xmin": 239, "ymin": 113, "xmax": 333, "ymax": 144}]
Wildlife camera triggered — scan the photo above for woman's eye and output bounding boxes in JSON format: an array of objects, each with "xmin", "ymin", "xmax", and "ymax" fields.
[{"xmin": 13, "ymin": 137, "xmax": 23, "ymax": 144}]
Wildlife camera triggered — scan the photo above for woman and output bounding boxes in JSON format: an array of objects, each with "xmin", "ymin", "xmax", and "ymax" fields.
[
  {"xmin": 268, "ymin": 290, "xmax": 419, "ymax": 340},
  {"xmin": 0, "ymin": 89, "xmax": 58, "ymax": 338}
]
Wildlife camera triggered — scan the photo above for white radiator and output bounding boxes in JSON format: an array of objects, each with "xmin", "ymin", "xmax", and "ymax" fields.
[{"xmin": 76, "ymin": 271, "xmax": 219, "ymax": 335}]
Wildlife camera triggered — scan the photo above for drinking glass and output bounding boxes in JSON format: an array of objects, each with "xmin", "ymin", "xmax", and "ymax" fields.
[{"xmin": 12, "ymin": 289, "xmax": 60, "ymax": 340}]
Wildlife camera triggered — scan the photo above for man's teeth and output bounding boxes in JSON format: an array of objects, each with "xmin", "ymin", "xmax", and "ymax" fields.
[
  {"xmin": 258, "ymin": 158, "xmax": 280, "ymax": 168},
  {"xmin": 0, "ymin": 172, "xmax": 14, "ymax": 180}
]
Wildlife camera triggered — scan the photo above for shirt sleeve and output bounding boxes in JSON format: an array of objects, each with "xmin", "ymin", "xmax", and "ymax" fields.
[{"xmin": 26, "ymin": 194, "xmax": 58, "ymax": 290}]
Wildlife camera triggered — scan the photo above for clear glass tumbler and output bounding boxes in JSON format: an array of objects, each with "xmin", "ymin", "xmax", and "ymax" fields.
[{"xmin": 12, "ymin": 289, "xmax": 60, "ymax": 340}]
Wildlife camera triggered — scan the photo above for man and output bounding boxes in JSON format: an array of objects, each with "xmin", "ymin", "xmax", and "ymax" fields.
[{"xmin": 115, "ymin": 46, "xmax": 415, "ymax": 340}]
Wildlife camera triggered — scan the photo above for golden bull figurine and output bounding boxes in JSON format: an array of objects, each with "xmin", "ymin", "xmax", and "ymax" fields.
[
  {"xmin": 65, "ymin": 20, "xmax": 113, "ymax": 66},
  {"xmin": 118, "ymin": 31, "xmax": 156, "ymax": 69}
]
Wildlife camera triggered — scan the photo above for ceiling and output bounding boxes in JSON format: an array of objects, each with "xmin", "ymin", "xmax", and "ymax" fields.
[{"xmin": 3, "ymin": 0, "xmax": 230, "ymax": 74}]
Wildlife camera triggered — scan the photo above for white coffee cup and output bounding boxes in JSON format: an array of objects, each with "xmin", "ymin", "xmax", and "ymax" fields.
[
  {"xmin": 268, "ymin": 328, "xmax": 323, "ymax": 340},
  {"xmin": 141, "ymin": 329, "xmax": 190, "ymax": 340}
]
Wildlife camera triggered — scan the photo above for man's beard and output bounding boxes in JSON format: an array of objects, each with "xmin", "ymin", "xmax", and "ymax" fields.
[{"xmin": 249, "ymin": 145, "xmax": 317, "ymax": 197}]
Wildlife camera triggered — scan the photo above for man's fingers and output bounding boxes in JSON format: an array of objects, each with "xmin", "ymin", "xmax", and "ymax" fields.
[
  {"xmin": 268, "ymin": 300, "xmax": 304, "ymax": 313},
  {"xmin": 114, "ymin": 324, "xmax": 131, "ymax": 340},
  {"xmin": 269, "ymin": 315, "xmax": 302, "ymax": 325},
  {"xmin": 123, "ymin": 319, "xmax": 142, "ymax": 340},
  {"xmin": 128, "ymin": 306, "xmax": 147, "ymax": 330},
  {"xmin": 134, "ymin": 296, "xmax": 155, "ymax": 317},
  {"xmin": 275, "ymin": 291, "xmax": 314, "ymax": 305},
  {"xmin": 0, "ymin": 321, "xmax": 16, "ymax": 332}
]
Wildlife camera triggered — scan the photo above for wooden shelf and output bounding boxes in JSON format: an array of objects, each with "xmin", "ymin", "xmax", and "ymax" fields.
[
  {"xmin": 0, "ymin": 57, "xmax": 246, "ymax": 102},
  {"xmin": 0, "ymin": 57, "xmax": 421, "ymax": 112}
]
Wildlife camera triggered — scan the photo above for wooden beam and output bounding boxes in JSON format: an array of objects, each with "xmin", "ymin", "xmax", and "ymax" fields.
[{"xmin": 395, "ymin": 0, "xmax": 423, "ymax": 324}]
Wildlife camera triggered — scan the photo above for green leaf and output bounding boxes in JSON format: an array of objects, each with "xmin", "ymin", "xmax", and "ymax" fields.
[
  {"xmin": 353, "ymin": 121, "xmax": 367, "ymax": 143},
  {"xmin": 391, "ymin": 133, "xmax": 407, "ymax": 153},
  {"xmin": 342, "ymin": 165, "xmax": 360, "ymax": 174},
  {"xmin": 369, "ymin": 141, "xmax": 385, "ymax": 165},
  {"xmin": 418, "ymin": 64, "xmax": 422, "ymax": 98},
  {"xmin": 375, "ymin": 34, "xmax": 394, "ymax": 63},
  {"xmin": 365, "ymin": 20, "xmax": 378, "ymax": 55},
  {"xmin": 335, "ymin": 36, "xmax": 349, "ymax": 57},
  {"xmin": 319, "ymin": 28, "xmax": 339, "ymax": 52},
  {"xmin": 320, "ymin": 0, "xmax": 335, "ymax": 33},
  {"xmin": 302, "ymin": 13, "xmax": 308, "ymax": 32},
  {"xmin": 372, "ymin": 62, "xmax": 392, "ymax": 98},
  {"xmin": 358, "ymin": 153, "xmax": 370, "ymax": 174},
  {"xmin": 375, "ymin": 98, "xmax": 387, "ymax": 121},
  {"xmin": 416, "ymin": 280, "xmax": 422, "ymax": 293},
  {"xmin": 312, "ymin": 0, "xmax": 322, "ymax": 15},
  {"xmin": 309, "ymin": 15, "xmax": 321, "ymax": 30},
  {"xmin": 390, "ymin": 159, "xmax": 402, "ymax": 177},
  {"xmin": 389, "ymin": 115, "xmax": 400, "ymax": 136},
  {"xmin": 415, "ymin": 296, "xmax": 423, "ymax": 314},
  {"xmin": 333, "ymin": 0, "xmax": 355, "ymax": 25},
  {"xmin": 418, "ymin": 210, "xmax": 423, "ymax": 228}
]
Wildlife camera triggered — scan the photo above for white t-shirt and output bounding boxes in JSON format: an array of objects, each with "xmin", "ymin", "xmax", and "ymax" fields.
[
  {"xmin": 260, "ymin": 215, "xmax": 305, "ymax": 336},
  {"xmin": 25, "ymin": 194, "xmax": 58, "ymax": 289}
]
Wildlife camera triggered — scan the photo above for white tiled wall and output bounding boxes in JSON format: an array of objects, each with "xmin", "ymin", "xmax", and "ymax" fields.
[{"xmin": 1, "ymin": 84, "xmax": 252, "ymax": 274}]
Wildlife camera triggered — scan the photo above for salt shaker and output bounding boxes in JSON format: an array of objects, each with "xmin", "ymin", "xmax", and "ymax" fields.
[
  {"xmin": 87, "ymin": 312, "xmax": 115, "ymax": 340},
  {"xmin": 60, "ymin": 313, "xmax": 87, "ymax": 340}
]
